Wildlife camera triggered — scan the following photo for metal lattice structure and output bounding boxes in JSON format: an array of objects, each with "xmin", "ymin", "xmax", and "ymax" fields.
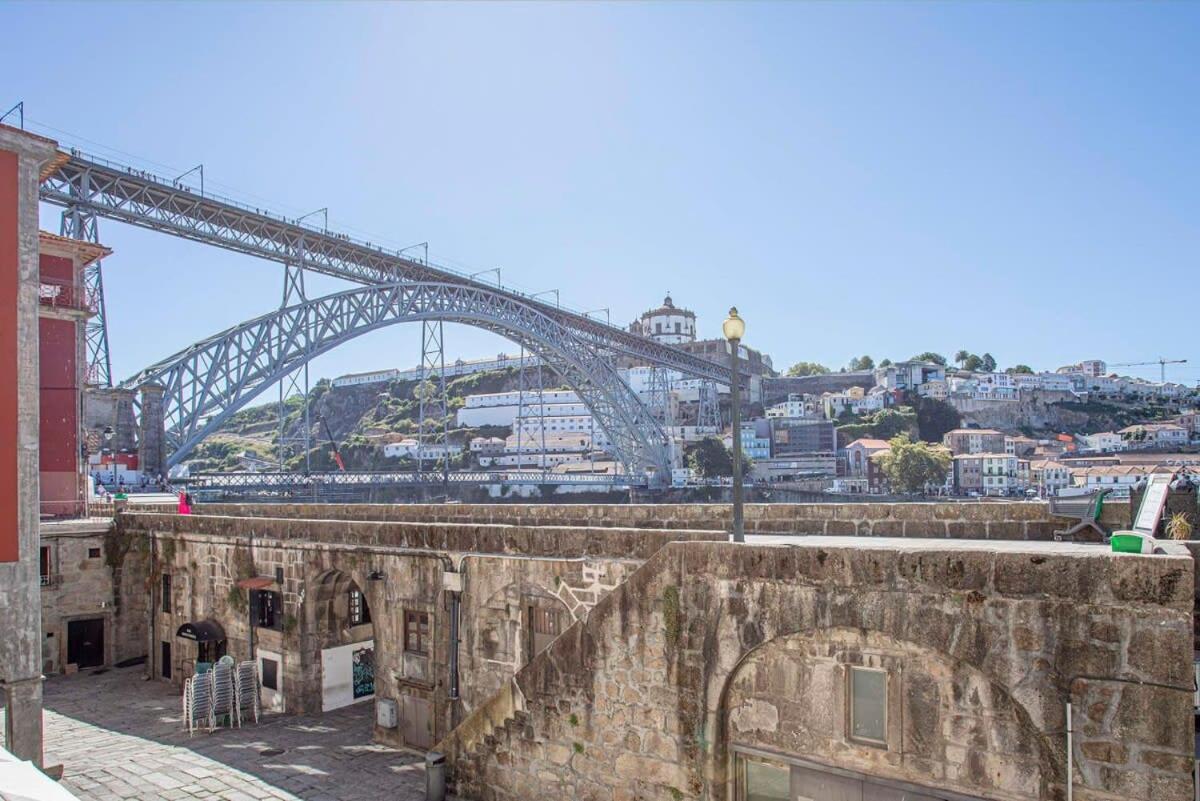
[
  {"xmin": 39, "ymin": 150, "xmax": 736, "ymax": 384},
  {"xmin": 59, "ymin": 204, "xmax": 112, "ymax": 386},
  {"xmin": 276, "ymin": 263, "xmax": 312, "ymax": 471},
  {"xmin": 121, "ymin": 282, "xmax": 671, "ymax": 481},
  {"xmin": 416, "ymin": 319, "xmax": 449, "ymax": 483}
]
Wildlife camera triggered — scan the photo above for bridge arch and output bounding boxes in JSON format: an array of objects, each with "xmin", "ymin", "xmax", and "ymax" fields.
[{"xmin": 120, "ymin": 282, "xmax": 672, "ymax": 481}]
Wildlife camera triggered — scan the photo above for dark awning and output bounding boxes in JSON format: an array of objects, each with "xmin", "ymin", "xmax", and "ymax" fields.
[
  {"xmin": 176, "ymin": 620, "xmax": 226, "ymax": 643},
  {"xmin": 236, "ymin": 576, "xmax": 276, "ymax": 590}
]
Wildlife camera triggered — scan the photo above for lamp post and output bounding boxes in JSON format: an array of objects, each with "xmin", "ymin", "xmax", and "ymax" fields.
[{"xmin": 723, "ymin": 307, "xmax": 746, "ymax": 543}]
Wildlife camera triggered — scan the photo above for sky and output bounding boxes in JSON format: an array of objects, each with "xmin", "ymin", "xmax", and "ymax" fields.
[{"xmin": 3, "ymin": 1, "xmax": 1198, "ymax": 392}]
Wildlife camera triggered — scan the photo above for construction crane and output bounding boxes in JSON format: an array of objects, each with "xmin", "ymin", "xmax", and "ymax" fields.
[
  {"xmin": 1109, "ymin": 358, "xmax": 1187, "ymax": 383},
  {"xmin": 318, "ymin": 415, "xmax": 346, "ymax": 471}
]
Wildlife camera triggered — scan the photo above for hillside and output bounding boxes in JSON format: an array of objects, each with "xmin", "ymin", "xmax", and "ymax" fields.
[{"xmin": 188, "ymin": 367, "xmax": 528, "ymax": 472}]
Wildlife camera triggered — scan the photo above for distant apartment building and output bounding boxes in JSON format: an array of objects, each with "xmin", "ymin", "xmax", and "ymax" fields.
[
  {"xmin": 332, "ymin": 353, "xmax": 535, "ymax": 388},
  {"xmin": 1057, "ymin": 359, "xmax": 1107, "ymax": 378},
  {"xmin": 770, "ymin": 417, "xmax": 836, "ymax": 458},
  {"xmin": 382, "ymin": 440, "xmax": 464, "ymax": 461},
  {"xmin": 1004, "ymin": 436, "xmax": 1038, "ymax": 458},
  {"xmin": 1029, "ymin": 459, "xmax": 1072, "ymax": 496},
  {"xmin": 843, "ymin": 438, "xmax": 891, "ymax": 493},
  {"xmin": 455, "ymin": 390, "xmax": 581, "ymax": 427},
  {"xmin": 1078, "ymin": 431, "xmax": 1125, "ymax": 453},
  {"xmin": 953, "ymin": 453, "xmax": 1017, "ymax": 496},
  {"xmin": 917, "ymin": 379, "xmax": 949, "ymax": 400},
  {"xmin": 766, "ymin": 393, "xmax": 819, "ymax": 419},
  {"xmin": 726, "ymin": 420, "xmax": 771, "ymax": 460},
  {"xmin": 874, "ymin": 360, "xmax": 946, "ymax": 393},
  {"xmin": 942, "ymin": 428, "xmax": 1006, "ymax": 456},
  {"xmin": 1070, "ymin": 465, "xmax": 1157, "ymax": 498},
  {"xmin": 1119, "ymin": 423, "xmax": 1190, "ymax": 450}
]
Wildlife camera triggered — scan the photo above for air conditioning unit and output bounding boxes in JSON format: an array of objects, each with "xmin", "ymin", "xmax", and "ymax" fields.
[{"xmin": 376, "ymin": 698, "xmax": 398, "ymax": 729}]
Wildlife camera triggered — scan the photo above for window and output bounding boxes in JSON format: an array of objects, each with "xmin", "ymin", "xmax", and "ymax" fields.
[
  {"xmin": 161, "ymin": 574, "xmax": 171, "ymax": 614},
  {"xmin": 849, "ymin": 666, "xmax": 888, "ymax": 745},
  {"xmin": 404, "ymin": 610, "xmax": 430, "ymax": 655},
  {"xmin": 87, "ymin": 547, "xmax": 101, "ymax": 559},
  {"xmin": 261, "ymin": 657, "xmax": 279, "ymax": 691},
  {"xmin": 252, "ymin": 590, "xmax": 282, "ymax": 630},
  {"xmin": 275, "ymin": 566, "xmax": 284, "ymax": 585},
  {"xmin": 39, "ymin": 546, "xmax": 51, "ymax": 586},
  {"xmin": 349, "ymin": 589, "xmax": 371, "ymax": 626},
  {"xmin": 739, "ymin": 756, "xmax": 789, "ymax": 801}
]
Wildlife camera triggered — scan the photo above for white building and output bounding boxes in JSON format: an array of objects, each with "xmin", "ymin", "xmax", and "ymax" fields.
[
  {"xmin": 766, "ymin": 394, "xmax": 819, "ymax": 419},
  {"xmin": 1078, "ymin": 431, "xmax": 1125, "ymax": 453},
  {"xmin": 1119, "ymin": 423, "xmax": 1190, "ymax": 449},
  {"xmin": 456, "ymin": 390, "xmax": 582, "ymax": 427},
  {"xmin": 382, "ymin": 440, "xmax": 464, "ymax": 460},
  {"xmin": 1071, "ymin": 465, "xmax": 1155, "ymax": 498},
  {"xmin": 629, "ymin": 295, "xmax": 697, "ymax": 345},
  {"xmin": 331, "ymin": 368, "xmax": 401, "ymax": 388},
  {"xmin": 917, "ymin": 380, "xmax": 949, "ymax": 400}
]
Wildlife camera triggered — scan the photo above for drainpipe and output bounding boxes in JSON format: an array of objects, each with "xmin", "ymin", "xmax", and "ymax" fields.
[
  {"xmin": 446, "ymin": 561, "xmax": 463, "ymax": 729},
  {"xmin": 1065, "ymin": 701, "xmax": 1072, "ymax": 801},
  {"xmin": 248, "ymin": 528, "xmax": 256, "ymax": 663}
]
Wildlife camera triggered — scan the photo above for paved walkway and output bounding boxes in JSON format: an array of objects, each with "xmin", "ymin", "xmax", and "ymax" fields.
[{"xmin": 2, "ymin": 665, "xmax": 430, "ymax": 800}]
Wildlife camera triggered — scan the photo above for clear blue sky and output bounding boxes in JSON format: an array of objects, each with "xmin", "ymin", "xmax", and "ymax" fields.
[{"xmin": 4, "ymin": 1, "xmax": 1198, "ymax": 389}]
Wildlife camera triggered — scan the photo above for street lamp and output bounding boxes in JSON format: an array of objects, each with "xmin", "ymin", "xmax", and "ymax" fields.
[{"xmin": 723, "ymin": 307, "xmax": 746, "ymax": 543}]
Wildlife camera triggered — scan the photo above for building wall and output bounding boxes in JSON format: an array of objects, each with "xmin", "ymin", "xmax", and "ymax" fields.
[
  {"xmin": 0, "ymin": 124, "xmax": 59, "ymax": 764},
  {"xmin": 443, "ymin": 539, "xmax": 1196, "ymax": 801},
  {"xmin": 39, "ymin": 521, "xmax": 149, "ymax": 675}
]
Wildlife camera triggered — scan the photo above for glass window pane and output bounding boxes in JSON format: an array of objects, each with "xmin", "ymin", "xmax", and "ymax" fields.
[
  {"xmin": 851, "ymin": 667, "xmax": 887, "ymax": 743},
  {"xmin": 743, "ymin": 758, "xmax": 790, "ymax": 801}
]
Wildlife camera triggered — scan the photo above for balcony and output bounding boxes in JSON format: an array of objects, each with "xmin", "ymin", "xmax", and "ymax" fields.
[{"xmin": 38, "ymin": 278, "xmax": 97, "ymax": 316}]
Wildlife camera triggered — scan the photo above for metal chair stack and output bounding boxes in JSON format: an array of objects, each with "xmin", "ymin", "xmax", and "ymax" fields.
[
  {"xmin": 183, "ymin": 672, "xmax": 215, "ymax": 734},
  {"xmin": 235, "ymin": 660, "xmax": 260, "ymax": 725}
]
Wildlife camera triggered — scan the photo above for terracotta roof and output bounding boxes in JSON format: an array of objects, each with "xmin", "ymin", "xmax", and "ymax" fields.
[
  {"xmin": 847, "ymin": 438, "xmax": 890, "ymax": 450},
  {"xmin": 38, "ymin": 230, "xmax": 111, "ymax": 266}
]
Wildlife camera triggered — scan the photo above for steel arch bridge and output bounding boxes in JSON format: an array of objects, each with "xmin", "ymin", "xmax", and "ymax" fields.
[{"xmin": 121, "ymin": 282, "xmax": 672, "ymax": 481}]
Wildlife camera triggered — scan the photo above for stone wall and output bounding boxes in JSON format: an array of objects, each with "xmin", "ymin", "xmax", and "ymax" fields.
[
  {"xmin": 117, "ymin": 512, "xmax": 662, "ymax": 751},
  {"xmin": 442, "ymin": 538, "xmax": 1195, "ymax": 801},
  {"xmin": 39, "ymin": 520, "xmax": 149, "ymax": 674},
  {"xmin": 198, "ymin": 500, "xmax": 1132, "ymax": 540}
]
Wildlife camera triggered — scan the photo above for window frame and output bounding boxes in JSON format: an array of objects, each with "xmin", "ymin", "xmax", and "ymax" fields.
[
  {"xmin": 39, "ymin": 545, "xmax": 52, "ymax": 586},
  {"xmin": 847, "ymin": 665, "xmax": 889, "ymax": 747},
  {"xmin": 251, "ymin": 589, "xmax": 283, "ymax": 631},
  {"xmin": 349, "ymin": 589, "xmax": 371, "ymax": 626},
  {"xmin": 404, "ymin": 609, "xmax": 431, "ymax": 655},
  {"xmin": 161, "ymin": 573, "xmax": 171, "ymax": 614}
]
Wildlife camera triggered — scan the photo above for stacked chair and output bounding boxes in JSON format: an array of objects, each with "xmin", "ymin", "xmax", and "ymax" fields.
[{"xmin": 183, "ymin": 656, "xmax": 261, "ymax": 734}]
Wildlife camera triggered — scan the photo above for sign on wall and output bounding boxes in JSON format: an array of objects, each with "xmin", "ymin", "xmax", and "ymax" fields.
[{"xmin": 321, "ymin": 639, "xmax": 375, "ymax": 711}]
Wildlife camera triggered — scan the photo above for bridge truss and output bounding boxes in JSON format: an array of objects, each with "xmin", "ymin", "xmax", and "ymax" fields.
[
  {"xmin": 38, "ymin": 149, "xmax": 740, "ymax": 486},
  {"xmin": 121, "ymin": 282, "xmax": 672, "ymax": 481}
]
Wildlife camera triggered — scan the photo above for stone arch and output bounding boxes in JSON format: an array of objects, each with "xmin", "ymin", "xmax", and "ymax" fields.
[
  {"xmin": 308, "ymin": 567, "xmax": 373, "ymax": 643},
  {"xmin": 712, "ymin": 627, "xmax": 1058, "ymax": 801},
  {"xmin": 463, "ymin": 579, "xmax": 572, "ymax": 711}
]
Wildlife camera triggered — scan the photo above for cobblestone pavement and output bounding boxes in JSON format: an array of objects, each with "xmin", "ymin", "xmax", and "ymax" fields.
[{"xmin": 2, "ymin": 665, "xmax": 430, "ymax": 801}]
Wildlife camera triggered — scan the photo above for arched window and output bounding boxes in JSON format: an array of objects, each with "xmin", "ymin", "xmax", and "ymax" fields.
[{"xmin": 349, "ymin": 589, "xmax": 371, "ymax": 626}]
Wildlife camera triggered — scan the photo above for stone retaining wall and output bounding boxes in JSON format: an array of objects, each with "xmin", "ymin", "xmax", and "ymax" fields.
[
  {"xmin": 443, "ymin": 538, "xmax": 1195, "ymax": 801},
  {"xmin": 196, "ymin": 500, "xmax": 1132, "ymax": 540}
]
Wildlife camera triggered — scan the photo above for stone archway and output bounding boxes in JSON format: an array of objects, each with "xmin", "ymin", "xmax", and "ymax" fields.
[
  {"xmin": 716, "ymin": 628, "xmax": 1055, "ymax": 801},
  {"xmin": 304, "ymin": 567, "xmax": 377, "ymax": 712}
]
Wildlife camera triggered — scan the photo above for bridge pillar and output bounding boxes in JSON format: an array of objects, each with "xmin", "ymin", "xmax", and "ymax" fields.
[{"xmin": 138, "ymin": 382, "xmax": 166, "ymax": 481}]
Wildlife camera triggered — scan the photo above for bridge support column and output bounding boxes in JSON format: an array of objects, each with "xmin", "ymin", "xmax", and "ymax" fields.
[
  {"xmin": 60, "ymin": 198, "xmax": 113, "ymax": 388},
  {"xmin": 138, "ymin": 383, "xmax": 166, "ymax": 482}
]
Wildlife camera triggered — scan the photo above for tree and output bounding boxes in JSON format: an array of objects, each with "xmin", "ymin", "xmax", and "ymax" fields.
[
  {"xmin": 872, "ymin": 434, "xmax": 951, "ymax": 494},
  {"xmin": 962, "ymin": 354, "xmax": 983, "ymax": 372},
  {"xmin": 847, "ymin": 355, "xmax": 875, "ymax": 372},
  {"xmin": 980, "ymin": 353, "xmax": 997, "ymax": 373},
  {"xmin": 687, "ymin": 436, "xmax": 750, "ymax": 478},
  {"xmin": 915, "ymin": 397, "xmax": 961, "ymax": 443},
  {"xmin": 786, "ymin": 361, "xmax": 830, "ymax": 377},
  {"xmin": 1006, "ymin": 364, "xmax": 1034, "ymax": 375},
  {"xmin": 954, "ymin": 350, "xmax": 970, "ymax": 367},
  {"xmin": 879, "ymin": 358, "xmax": 892, "ymax": 368},
  {"xmin": 911, "ymin": 352, "xmax": 948, "ymax": 366}
]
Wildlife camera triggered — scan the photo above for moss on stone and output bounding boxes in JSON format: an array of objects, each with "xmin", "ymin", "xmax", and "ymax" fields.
[{"xmin": 663, "ymin": 585, "xmax": 681, "ymax": 648}]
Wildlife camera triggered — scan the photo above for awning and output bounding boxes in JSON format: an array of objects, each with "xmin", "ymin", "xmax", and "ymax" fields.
[
  {"xmin": 235, "ymin": 576, "xmax": 276, "ymax": 590},
  {"xmin": 176, "ymin": 620, "xmax": 226, "ymax": 643}
]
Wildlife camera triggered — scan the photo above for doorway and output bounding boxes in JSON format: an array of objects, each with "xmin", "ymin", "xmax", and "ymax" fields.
[
  {"xmin": 161, "ymin": 641, "xmax": 172, "ymax": 679},
  {"xmin": 67, "ymin": 618, "xmax": 105, "ymax": 669}
]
